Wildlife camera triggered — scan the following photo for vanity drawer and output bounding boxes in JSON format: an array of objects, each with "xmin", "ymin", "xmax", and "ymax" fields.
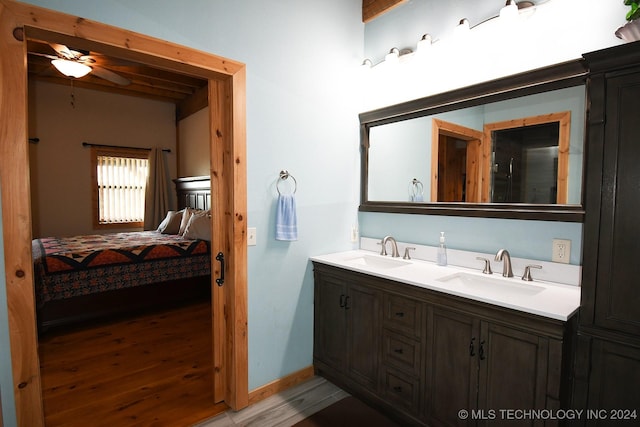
[
  {"xmin": 381, "ymin": 367, "xmax": 421, "ymax": 416},
  {"xmin": 383, "ymin": 294, "xmax": 422, "ymax": 338},
  {"xmin": 383, "ymin": 329, "xmax": 421, "ymax": 375}
]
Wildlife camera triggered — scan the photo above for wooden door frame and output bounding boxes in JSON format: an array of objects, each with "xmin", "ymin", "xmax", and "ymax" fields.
[
  {"xmin": 431, "ymin": 118, "xmax": 484, "ymax": 203},
  {"xmin": 0, "ymin": 1, "xmax": 248, "ymax": 425},
  {"xmin": 482, "ymin": 111, "xmax": 571, "ymax": 203}
]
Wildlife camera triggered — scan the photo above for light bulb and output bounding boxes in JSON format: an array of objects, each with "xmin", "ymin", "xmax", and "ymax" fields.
[
  {"xmin": 385, "ymin": 48, "xmax": 400, "ymax": 64},
  {"xmin": 500, "ymin": 0, "xmax": 519, "ymax": 20},
  {"xmin": 417, "ymin": 34, "xmax": 432, "ymax": 53}
]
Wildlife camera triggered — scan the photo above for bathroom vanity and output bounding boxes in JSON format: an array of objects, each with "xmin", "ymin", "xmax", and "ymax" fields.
[
  {"xmin": 316, "ymin": 41, "xmax": 640, "ymax": 426},
  {"xmin": 311, "ymin": 251, "xmax": 579, "ymax": 426}
]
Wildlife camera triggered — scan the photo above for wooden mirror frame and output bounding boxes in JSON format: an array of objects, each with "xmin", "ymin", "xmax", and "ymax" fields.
[{"xmin": 359, "ymin": 60, "xmax": 588, "ymax": 222}]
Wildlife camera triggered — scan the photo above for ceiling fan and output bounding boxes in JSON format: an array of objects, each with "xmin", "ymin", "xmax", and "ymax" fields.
[{"xmin": 31, "ymin": 42, "xmax": 131, "ymax": 86}]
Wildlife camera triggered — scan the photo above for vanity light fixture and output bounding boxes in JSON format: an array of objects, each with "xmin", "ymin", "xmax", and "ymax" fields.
[
  {"xmin": 364, "ymin": 1, "xmax": 541, "ymax": 72},
  {"xmin": 51, "ymin": 58, "xmax": 92, "ymax": 78}
]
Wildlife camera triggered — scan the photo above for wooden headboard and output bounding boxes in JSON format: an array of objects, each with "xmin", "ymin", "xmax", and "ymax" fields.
[{"xmin": 174, "ymin": 176, "xmax": 211, "ymax": 210}]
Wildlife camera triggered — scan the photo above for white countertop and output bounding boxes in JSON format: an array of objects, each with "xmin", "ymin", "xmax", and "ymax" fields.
[{"xmin": 310, "ymin": 250, "xmax": 580, "ymax": 321}]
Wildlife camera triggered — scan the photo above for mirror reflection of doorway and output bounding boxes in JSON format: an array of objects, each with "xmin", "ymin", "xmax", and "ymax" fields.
[
  {"xmin": 438, "ymin": 136, "xmax": 467, "ymax": 202},
  {"xmin": 431, "ymin": 119, "xmax": 483, "ymax": 202}
]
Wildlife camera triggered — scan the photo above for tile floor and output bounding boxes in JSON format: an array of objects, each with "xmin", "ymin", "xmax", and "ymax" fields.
[{"xmin": 194, "ymin": 376, "xmax": 349, "ymax": 427}]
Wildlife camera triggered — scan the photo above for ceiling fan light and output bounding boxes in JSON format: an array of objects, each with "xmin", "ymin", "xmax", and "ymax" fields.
[{"xmin": 51, "ymin": 59, "xmax": 91, "ymax": 78}]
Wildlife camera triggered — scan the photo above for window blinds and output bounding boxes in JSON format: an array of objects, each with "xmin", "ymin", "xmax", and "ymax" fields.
[{"xmin": 96, "ymin": 155, "xmax": 149, "ymax": 224}]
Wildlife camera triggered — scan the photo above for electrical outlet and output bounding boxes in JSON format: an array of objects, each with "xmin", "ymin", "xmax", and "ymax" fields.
[
  {"xmin": 247, "ymin": 227, "xmax": 257, "ymax": 246},
  {"xmin": 552, "ymin": 238, "xmax": 571, "ymax": 263}
]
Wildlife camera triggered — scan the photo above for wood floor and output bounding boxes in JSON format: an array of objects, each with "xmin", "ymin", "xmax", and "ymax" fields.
[{"xmin": 38, "ymin": 300, "xmax": 228, "ymax": 427}]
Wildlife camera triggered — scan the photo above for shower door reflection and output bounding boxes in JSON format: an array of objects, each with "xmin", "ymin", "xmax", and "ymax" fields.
[{"xmin": 491, "ymin": 122, "xmax": 560, "ymax": 203}]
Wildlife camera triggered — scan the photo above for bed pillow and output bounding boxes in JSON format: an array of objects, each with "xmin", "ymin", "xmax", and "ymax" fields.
[
  {"xmin": 157, "ymin": 210, "xmax": 183, "ymax": 234},
  {"xmin": 179, "ymin": 208, "xmax": 210, "ymax": 236},
  {"xmin": 182, "ymin": 210, "xmax": 212, "ymax": 241},
  {"xmin": 178, "ymin": 207, "xmax": 195, "ymax": 236}
]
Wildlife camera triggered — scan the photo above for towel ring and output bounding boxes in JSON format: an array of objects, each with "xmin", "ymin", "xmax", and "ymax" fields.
[{"xmin": 277, "ymin": 170, "xmax": 297, "ymax": 195}]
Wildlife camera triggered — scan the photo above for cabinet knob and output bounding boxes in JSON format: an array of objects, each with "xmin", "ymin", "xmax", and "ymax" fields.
[
  {"xmin": 395, "ymin": 312, "xmax": 405, "ymax": 318},
  {"xmin": 393, "ymin": 385, "xmax": 403, "ymax": 392},
  {"xmin": 479, "ymin": 340, "xmax": 486, "ymax": 360},
  {"xmin": 339, "ymin": 294, "xmax": 346, "ymax": 308},
  {"xmin": 469, "ymin": 337, "xmax": 476, "ymax": 357},
  {"xmin": 394, "ymin": 348, "xmax": 404, "ymax": 354}
]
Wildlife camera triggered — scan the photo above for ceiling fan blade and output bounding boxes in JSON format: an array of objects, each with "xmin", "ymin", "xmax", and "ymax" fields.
[
  {"xmin": 78, "ymin": 55, "xmax": 96, "ymax": 64},
  {"xmin": 91, "ymin": 66, "xmax": 131, "ymax": 86},
  {"xmin": 49, "ymin": 42, "xmax": 76, "ymax": 59},
  {"xmin": 30, "ymin": 52, "xmax": 59, "ymax": 61}
]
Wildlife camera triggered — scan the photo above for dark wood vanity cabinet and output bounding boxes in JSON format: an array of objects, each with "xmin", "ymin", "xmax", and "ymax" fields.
[
  {"xmin": 426, "ymin": 308, "xmax": 562, "ymax": 427},
  {"xmin": 313, "ymin": 268, "xmax": 381, "ymax": 390},
  {"xmin": 313, "ymin": 262, "xmax": 573, "ymax": 426},
  {"xmin": 572, "ymin": 43, "xmax": 640, "ymax": 421},
  {"xmin": 380, "ymin": 293, "xmax": 424, "ymax": 417},
  {"xmin": 426, "ymin": 308, "xmax": 478, "ymax": 426}
]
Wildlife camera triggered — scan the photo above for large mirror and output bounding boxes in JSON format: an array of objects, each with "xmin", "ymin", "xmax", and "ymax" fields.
[{"xmin": 360, "ymin": 60, "xmax": 587, "ymax": 221}]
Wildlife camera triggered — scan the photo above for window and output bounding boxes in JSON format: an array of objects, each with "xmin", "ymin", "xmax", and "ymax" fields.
[{"xmin": 91, "ymin": 147, "xmax": 149, "ymax": 228}]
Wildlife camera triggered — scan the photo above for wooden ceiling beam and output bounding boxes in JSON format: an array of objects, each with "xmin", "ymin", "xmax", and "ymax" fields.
[
  {"xmin": 362, "ymin": 0, "xmax": 407, "ymax": 23},
  {"xmin": 176, "ymin": 84, "xmax": 209, "ymax": 121},
  {"xmin": 29, "ymin": 74, "xmax": 189, "ymax": 103}
]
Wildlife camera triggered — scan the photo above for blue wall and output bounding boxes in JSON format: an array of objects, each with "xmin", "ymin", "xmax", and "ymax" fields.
[
  {"xmin": 359, "ymin": 213, "xmax": 583, "ymax": 265},
  {"xmin": 0, "ymin": 0, "xmax": 629, "ymax": 420}
]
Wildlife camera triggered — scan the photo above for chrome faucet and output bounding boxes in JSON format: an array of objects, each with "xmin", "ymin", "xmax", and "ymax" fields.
[
  {"xmin": 380, "ymin": 236, "xmax": 400, "ymax": 258},
  {"xmin": 495, "ymin": 249, "xmax": 514, "ymax": 277}
]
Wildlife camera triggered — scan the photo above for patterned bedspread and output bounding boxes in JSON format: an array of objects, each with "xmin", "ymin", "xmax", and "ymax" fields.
[{"xmin": 32, "ymin": 231, "xmax": 211, "ymax": 304}]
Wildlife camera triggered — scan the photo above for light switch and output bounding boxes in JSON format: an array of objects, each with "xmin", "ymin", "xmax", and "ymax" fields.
[{"xmin": 248, "ymin": 227, "xmax": 257, "ymax": 246}]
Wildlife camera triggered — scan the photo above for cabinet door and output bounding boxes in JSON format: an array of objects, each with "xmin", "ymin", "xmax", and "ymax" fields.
[
  {"xmin": 425, "ymin": 307, "xmax": 479, "ymax": 427},
  {"xmin": 593, "ymin": 71, "xmax": 640, "ymax": 335},
  {"xmin": 314, "ymin": 273, "xmax": 347, "ymax": 370},
  {"xmin": 587, "ymin": 338, "xmax": 640, "ymax": 425},
  {"xmin": 347, "ymin": 283, "xmax": 381, "ymax": 389},
  {"xmin": 477, "ymin": 323, "xmax": 548, "ymax": 427}
]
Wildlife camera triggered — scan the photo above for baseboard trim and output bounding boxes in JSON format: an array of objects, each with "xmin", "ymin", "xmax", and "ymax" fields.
[{"xmin": 248, "ymin": 366, "xmax": 316, "ymax": 405}]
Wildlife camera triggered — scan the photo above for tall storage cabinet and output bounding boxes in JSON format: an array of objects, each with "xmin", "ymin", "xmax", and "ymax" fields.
[{"xmin": 573, "ymin": 43, "xmax": 640, "ymax": 422}]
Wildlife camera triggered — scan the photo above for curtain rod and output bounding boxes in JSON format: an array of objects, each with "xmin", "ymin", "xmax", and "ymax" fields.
[{"xmin": 82, "ymin": 142, "xmax": 171, "ymax": 153}]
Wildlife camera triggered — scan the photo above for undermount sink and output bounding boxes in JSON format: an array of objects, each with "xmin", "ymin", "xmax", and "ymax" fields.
[
  {"xmin": 344, "ymin": 254, "xmax": 411, "ymax": 270},
  {"xmin": 436, "ymin": 272, "xmax": 544, "ymax": 296}
]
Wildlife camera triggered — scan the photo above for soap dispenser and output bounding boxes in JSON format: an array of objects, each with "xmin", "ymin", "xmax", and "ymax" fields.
[{"xmin": 437, "ymin": 232, "xmax": 448, "ymax": 266}]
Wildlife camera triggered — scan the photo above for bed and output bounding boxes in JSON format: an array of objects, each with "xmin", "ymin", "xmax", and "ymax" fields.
[{"xmin": 33, "ymin": 176, "xmax": 213, "ymax": 332}]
